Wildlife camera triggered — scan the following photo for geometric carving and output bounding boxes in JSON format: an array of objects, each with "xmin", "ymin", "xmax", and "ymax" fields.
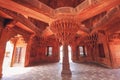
[
  {"xmin": 50, "ymin": 15, "xmax": 80, "ymax": 44},
  {"xmin": 109, "ymin": 33, "xmax": 120, "ymax": 42},
  {"xmin": 85, "ymin": 33, "xmax": 98, "ymax": 47}
]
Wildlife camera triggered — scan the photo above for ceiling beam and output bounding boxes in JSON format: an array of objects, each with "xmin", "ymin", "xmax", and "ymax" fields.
[
  {"xmin": 79, "ymin": 24, "xmax": 91, "ymax": 33},
  {"xmin": 0, "ymin": 0, "xmax": 54, "ymax": 23},
  {"xmin": 6, "ymin": 20, "xmax": 17, "ymax": 28},
  {"xmin": 77, "ymin": 0, "xmax": 120, "ymax": 22},
  {"xmin": 41, "ymin": 27, "xmax": 54, "ymax": 37},
  {"xmin": 0, "ymin": 7, "xmax": 41, "ymax": 35},
  {"xmin": 11, "ymin": 26, "xmax": 32, "ymax": 37},
  {"xmin": 0, "ymin": 10, "xmax": 12, "ymax": 19},
  {"xmin": 106, "ymin": 18, "xmax": 120, "ymax": 34},
  {"xmin": 15, "ymin": 22, "xmax": 35, "ymax": 33},
  {"xmin": 91, "ymin": 6, "xmax": 120, "ymax": 33}
]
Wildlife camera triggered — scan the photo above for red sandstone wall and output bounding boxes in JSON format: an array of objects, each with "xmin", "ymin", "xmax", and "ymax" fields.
[
  {"xmin": 71, "ymin": 32, "xmax": 112, "ymax": 68},
  {"xmin": 29, "ymin": 36, "xmax": 60, "ymax": 64},
  {"xmin": 70, "ymin": 37, "xmax": 94, "ymax": 63},
  {"xmin": 71, "ymin": 44, "xmax": 93, "ymax": 63},
  {"xmin": 109, "ymin": 38, "xmax": 120, "ymax": 68},
  {"xmin": 95, "ymin": 32, "xmax": 111, "ymax": 67}
]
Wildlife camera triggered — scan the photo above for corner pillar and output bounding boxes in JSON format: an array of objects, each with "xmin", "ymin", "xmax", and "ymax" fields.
[
  {"xmin": 10, "ymin": 37, "xmax": 18, "ymax": 67},
  {"xmin": 24, "ymin": 35, "xmax": 34, "ymax": 67},
  {"xmin": 0, "ymin": 28, "xmax": 9, "ymax": 78}
]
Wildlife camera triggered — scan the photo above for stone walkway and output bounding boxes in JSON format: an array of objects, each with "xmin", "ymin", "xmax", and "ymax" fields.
[{"xmin": 1, "ymin": 62, "xmax": 120, "ymax": 80}]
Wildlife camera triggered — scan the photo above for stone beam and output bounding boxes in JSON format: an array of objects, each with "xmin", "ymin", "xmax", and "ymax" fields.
[
  {"xmin": 75, "ymin": 0, "xmax": 89, "ymax": 13},
  {"xmin": 0, "ymin": 0, "xmax": 54, "ymax": 23},
  {"xmin": 5, "ymin": 20, "xmax": 17, "ymax": 28},
  {"xmin": 0, "ymin": 7, "xmax": 42, "ymax": 35},
  {"xmin": 77, "ymin": 0, "xmax": 120, "ymax": 22},
  {"xmin": 91, "ymin": 6, "xmax": 120, "ymax": 33},
  {"xmin": 41, "ymin": 27, "xmax": 54, "ymax": 37},
  {"xmin": 0, "ymin": 10, "xmax": 12, "ymax": 19},
  {"xmin": 11, "ymin": 26, "xmax": 32, "ymax": 37},
  {"xmin": 106, "ymin": 18, "xmax": 120, "ymax": 34},
  {"xmin": 15, "ymin": 22, "xmax": 34, "ymax": 33},
  {"xmin": 79, "ymin": 24, "xmax": 91, "ymax": 33}
]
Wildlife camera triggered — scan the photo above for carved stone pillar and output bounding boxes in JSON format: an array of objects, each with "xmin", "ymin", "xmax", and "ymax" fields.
[
  {"xmin": 24, "ymin": 34, "xmax": 34, "ymax": 67},
  {"xmin": 50, "ymin": 15, "xmax": 80, "ymax": 75},
  {"xmin": 62, "ymin": 44, "xmax": 71, "ymax": 75},
  {"xmin": 0, "ymin": 28, "xmax": 8, "ymax": 77},
  {"xmin": 10, "ymin": 37, "xmax": 18, "ymax": 67},
  {"xmin": 0, "ymin": 43, "xmax": 6, "ymax": 78}
]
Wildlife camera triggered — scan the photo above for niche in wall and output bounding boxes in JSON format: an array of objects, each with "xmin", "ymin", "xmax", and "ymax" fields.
[
  {"xmin": 78, "ymin": 46, "xmax": 87, "ymax": 57},
  {"xmin": 98, "ymin": 44, "xmax": 105, "ymax": 58},
  {"xmin": 46, "ymin": 46, "xmax": 53, "ymax": 56}
]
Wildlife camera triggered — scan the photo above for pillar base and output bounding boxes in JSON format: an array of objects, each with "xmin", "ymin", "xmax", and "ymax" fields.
[
  {"xmin": 61, "ymin": 70, "xmax": 72, "ymax": 75},
  {"xmin": 0, "ymin": 73, "xmax": 2, "ymax": 78}
]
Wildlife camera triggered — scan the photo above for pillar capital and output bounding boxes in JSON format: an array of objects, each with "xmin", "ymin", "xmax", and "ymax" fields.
[{"xmin": 50, "ymin": 14, "xmax": 80, "ymax": 44}]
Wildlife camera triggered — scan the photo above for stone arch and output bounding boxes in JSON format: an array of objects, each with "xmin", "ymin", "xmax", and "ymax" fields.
[
  {"xmin": 0, "ymin": 26, "xmax": 33, "ymax": 77},
  {"xmin": 9, "ymin": 34, "xmax": 27, "ymax": 67}
]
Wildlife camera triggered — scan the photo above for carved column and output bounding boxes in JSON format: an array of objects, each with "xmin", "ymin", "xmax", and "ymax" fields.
[
  {"xmin": 0, "ymin": 42, "xmax": 6, "ymax": 78},
  {"xmin": 10, "ymin": 37, "xmax": 18, "ymax": 67},
  {"xmin": 24, "ymin": 35, "xmax": 34, "ymax": 67},
  {"xmin": 62, "ymin": 43, "xmax": 71, "ymax": 75},
  {"xmin": 50, "ymin": 15, "xmax": 80, "ymax": 75},
  {"xmin": 0, "ymin": 28, "xmax": 8, "ymax": 77}
]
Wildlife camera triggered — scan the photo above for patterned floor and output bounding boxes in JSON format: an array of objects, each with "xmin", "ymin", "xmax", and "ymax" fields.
[{"xmin": 1, "ymin": 62, "xmax": 120, "ymax": 80}]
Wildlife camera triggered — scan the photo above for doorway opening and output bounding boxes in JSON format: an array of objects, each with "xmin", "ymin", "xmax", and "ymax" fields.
[
  {"xmin": 59, "ymin": 45, "xmax": 72, "ymax": 63},
  {"xmin": 3, "ymin": 34, "xmax": 27, "ymax": 67},
  {"xmin": 2, "ymin": 35, "xmax": 31, "ymax": 77},
  {"xmin": 3, "ymin": 41, "xmax": 14, "ymax": 68}
]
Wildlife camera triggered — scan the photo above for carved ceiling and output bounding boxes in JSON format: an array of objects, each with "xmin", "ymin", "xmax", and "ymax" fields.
[{"xmin": 39, "ymin": 0, "xmax": 85, "ymax": 9}]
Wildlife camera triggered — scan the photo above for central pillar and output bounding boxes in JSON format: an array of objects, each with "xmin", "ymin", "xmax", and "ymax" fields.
[
  {"xmin": 61, "ymin": 44, "xmax": 72, "ymax": 75},
  {"xmin": 49, "ymin": 14, "xmax": 80, "ymax": 76}
]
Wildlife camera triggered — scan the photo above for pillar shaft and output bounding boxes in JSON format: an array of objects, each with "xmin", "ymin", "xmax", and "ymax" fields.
[
  {"xmin": 0, "ymin": 43, "xmax": 6, "ymax": 77},
  {"xmin": 24, "ymin": 35, "xmax": 34, "ymax": 67},
  {"xmin": 61, "ymin": 44, "xmax": 71, "ymax": 75},
  {"xmin": 0, "ymin": 29, "xmax": 8, "ymax": 77},
  {"xmin": 10, "ymin": 38, "xmax": 18, "ymax": 67}
]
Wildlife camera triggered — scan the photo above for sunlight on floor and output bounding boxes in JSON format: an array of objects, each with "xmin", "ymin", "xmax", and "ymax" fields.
[
  {"xmin": 2, "ymin": 41, "xmax": 31, "ymax": 78},
  {"xmin": 3, "ymin": 67, "xmax": 32, "ymax": 77},
  {"xmin": 2, "ymin": 63, "xmax": 120, "ymax": 80}
]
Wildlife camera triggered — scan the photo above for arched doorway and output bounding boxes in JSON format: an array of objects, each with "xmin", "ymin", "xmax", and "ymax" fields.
[
  {"xmin": 2, "ymin": 34, "xmax": 31, "ymax": 78},
  {"xmin": 3, "ymin": 34, "xmax": 27, "ymax": 67},
  {"xmin": 2, "ymin": 34, "xmax": 27, "ymax": 76},
  {"xmin": 11, "ymin": 34, "xmax": 27, "ymax": 67}
]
